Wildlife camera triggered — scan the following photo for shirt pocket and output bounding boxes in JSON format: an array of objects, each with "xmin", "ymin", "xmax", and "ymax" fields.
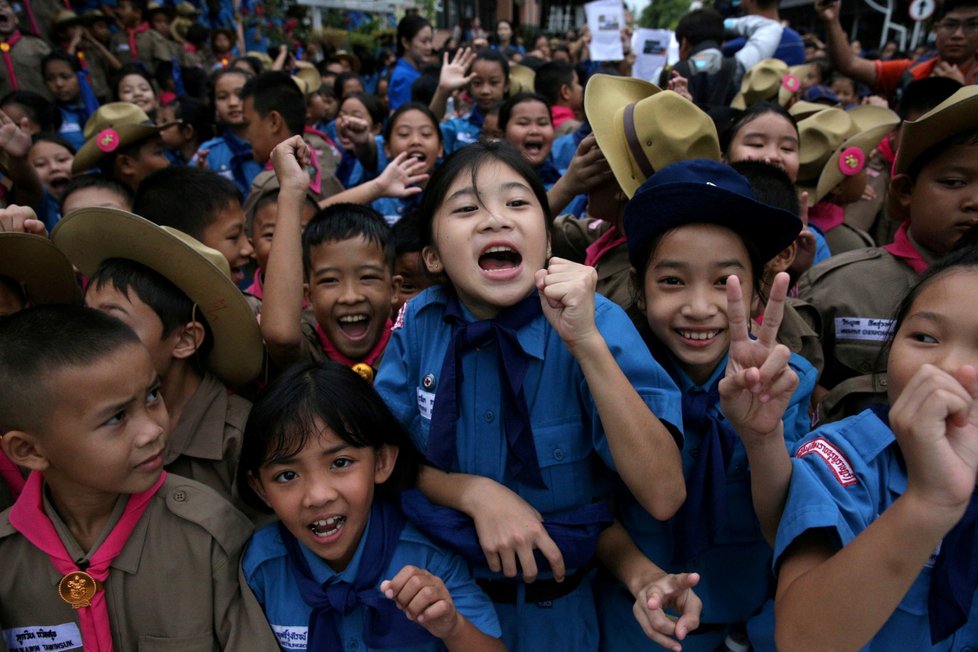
[
  {"xmin": 526, "ymin": 417, "xmax": 594, "ymax": 513},
  {"xmin": 138, "ymin": 632, "xmax": 216, "ymax": 652}
]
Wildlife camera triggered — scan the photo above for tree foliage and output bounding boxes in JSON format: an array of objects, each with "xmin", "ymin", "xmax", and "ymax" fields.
[{"xmin": 639, "ymin": 0, "xmax": 695, "ymax": 30}]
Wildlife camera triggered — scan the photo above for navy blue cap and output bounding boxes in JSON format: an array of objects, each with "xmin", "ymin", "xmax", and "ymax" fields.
[{"xmin": 623, "ymin": 159, "xmax": 803, "ymax": 271}]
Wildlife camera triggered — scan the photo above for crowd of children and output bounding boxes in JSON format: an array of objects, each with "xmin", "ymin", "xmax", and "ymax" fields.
[{"xmin": 2, "ymin": 1, "xmax": 978, "ymax": 650}]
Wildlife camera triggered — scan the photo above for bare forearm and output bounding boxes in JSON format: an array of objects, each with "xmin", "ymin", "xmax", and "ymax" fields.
[
  {"xmin": 318, "ymin": 178, "xmax": 383, "ymax": 208},
  {"xmin": 740, "ymin": 428, "xmax": 792, "ymax": 546},
  {"xmin": 429, "ymin": 86, "xmax": 451, "ymax": 122},
  {"xmin": 259, "ymin": 189, "xmax": 306, "ymax": 365},
  {"xmin": 443, "ymin": 617, "xmax": 506, "ymax": 652},
  {"xmin": 823, "ymin": 17, "xmax": 877, "ymax": 87},
  {"xmin": 597, "ymin": 520, "xmax": 665, "ymax": 597},
  {"xmin": 418, "ymin": 465, "xmax": 487, "ymax": 514}
]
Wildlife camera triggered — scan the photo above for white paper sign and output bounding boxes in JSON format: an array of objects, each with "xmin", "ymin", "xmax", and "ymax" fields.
[
  {"xmin": 631, "ymin": 28, "xmax": 673, "ymax": 81},
  {"xmin": 585, "ymin": 0, "xmax": 625, "ymax": 61}
]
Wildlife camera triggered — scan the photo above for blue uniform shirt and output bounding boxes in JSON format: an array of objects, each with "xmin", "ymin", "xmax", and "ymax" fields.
[
  {"xmin": 195, "ymin": 130, "xmax": 262, "ymax": 196},
  {"xmin": 56, "ymin": 103, "xmax": 88, "ymax": 151},
  {"xmin": 243, "ymin": 518, "xmax": 501, "ymax": 652},
  {"xmin": 388, "ymin": 58, "xmax": 421, "ymax": 113},
  {"xmin": 440, "ymin": 108, "xmax": 484, "ymax": 155},
  {"xmin": 774, "ymin": 409, "xmax": 978, "ymax": 651}
]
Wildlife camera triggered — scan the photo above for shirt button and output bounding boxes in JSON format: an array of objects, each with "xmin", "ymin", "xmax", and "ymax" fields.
[
  {"xmin": 346, "ymin": 639, "xmax": 359, "ymax": 651},
  {"xmin": 173, "ymin": 491, "xmax": 187, "ymax": 502},
  {"xmin": 553, "ymin": 448, "xmax": 564, "ymax": 461},
  {"xmin": 484, "ymin": 410, "xmax": 495, "ymax": 422}
]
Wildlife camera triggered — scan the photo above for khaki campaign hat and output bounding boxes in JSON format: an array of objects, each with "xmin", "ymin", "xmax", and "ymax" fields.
[
  {"xmin": 72, "ymin": 103, "xmax": 177, "ymax": 173},
  {"xmin": 334, "ymin": 50, "xmax": 362, "ymax": 73},
  {"xmin": 778, "ymin": 63, "xmax": 814, "ymax": 105},
  {"xmin": 52, "ymin": 208, "xmax": 263, "ymax": 386},
  {"xmin": 51, "ymin": 9, "xmax": 82, "ymax": 29},
  {"xmin": 294, "ymin": 63, "xmax": 323, "ymax": 98},
  {"xmin": 893, "ymin": 85, "xmax": 978, "ymax": 176},
  {"xmin": 0, "ymin": 233, "xmax": 82, "ymax": 307},
  {"xmin": 788, "ymin": 100, "xmax": 827, "ymax": 121},
  {"xmin": 586, "ymin": 74, "xmax": 720, "ymax": 198},
  {"xmin": 730, "ymin": 58, "xmax": 789, "ymax": 109},
  {"xmin": 509, "ymin": 64, "xmax": 536, "ymax": 95}
]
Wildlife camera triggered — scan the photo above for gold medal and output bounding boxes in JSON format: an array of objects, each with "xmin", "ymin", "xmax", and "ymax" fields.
[
  {"xmin": 351, "ymin": 363, "xmax": 374, "ymax": 383},
  {"xmin": 58, "ymin": 571, "xmax": 99, "ymax": 609}
]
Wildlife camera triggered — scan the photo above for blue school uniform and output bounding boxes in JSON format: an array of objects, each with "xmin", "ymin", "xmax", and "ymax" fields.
[
  {"xmin": 597, "ymin": 352, "xmax": 816, "ymax": 652},
  {"xmin": 372, "ymin": 193, "xmax": 421, "ymax": 226},
  {"xmin": 772, "ymin": 408, "xmax": 978, "ymax": 651},
  {"xmin": 388, "ymin": 58, "xmax": 421, "ymax": 112},
  {"xmin": 374, "ymin": 285, "xmax": 683, "ymax": 652},
  {"xmin": 337, "ymin": 135, "xmax": 388, "ymax": 188},
  {"xmin": 243, "ymin": 514, "xmax": 501, "ymax": 651},
  {"xmin": 56, "ymin": 103, "xmax": 88, "ymax": 151},
  {"xmin": 440, "ymin": 107, "xmax": 484, "ymax": 154},
  {"xmin": 195, "ymin": 130, "xmax": 262, "ymax": 196}
]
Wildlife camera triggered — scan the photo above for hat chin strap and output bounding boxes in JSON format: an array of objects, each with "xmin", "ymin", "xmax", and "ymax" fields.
[{"xmin": 623, "ymin": 104, "xmax": 656, "ymax": 180}]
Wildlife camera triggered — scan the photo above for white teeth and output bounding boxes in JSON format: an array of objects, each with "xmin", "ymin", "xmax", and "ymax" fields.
[
  {"xmin": 309, "ymin": 516, "xmax": 345, "ymax": 535},
  {"xmin": 484, "ymin": 246, "xmax": 514, "ymax": 254},
  {"xmin": 680, "ymin": 330, "xmax": 719, "ymax": 341},
  {"xmin": 338, "ymin": 315, "xmax": 367, "ymax": 323}
]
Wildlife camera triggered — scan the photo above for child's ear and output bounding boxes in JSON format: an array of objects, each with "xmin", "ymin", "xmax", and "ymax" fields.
[
  {"xmin": 302, "ymin": 281, "xmax": 311, "ymax": 304},
  {"xmin": 768, "ymin": 242, "xmax": 798, "ymax": 275},
  {"xmin": 246, "ymin": 471, "xmax": 270, "ymax": 506},
  {"xmin": 373, "ymin": 444, "xmax": 399, "ymax": 484},
  {"xmin": 889, "ymin": 173, "xmax": 914, "ymax": 212},
  {"xmin": 390, "ymin": 273, "xmax": 403, "ymax": 308},
  {"xmin": 115, "ymin": 153, "xmax": 138, "ymax": 182},
  {"xmin": 421, "ymin": 245, "xmax": 443, "ymax": 274},
  {"xmin": 1, "ymin": 431, "xmax": 50, "ymax": 472},
  {"xmin": 171, "ymin": 321, "xmax": 206, "ymax": 360},
  {"xmin": 559, "ymin": 82, "xmax": 572, "ymax": 104},
  {"xmin": 269, "ymin": 110, "xmax": 285, "ymax": 135}
]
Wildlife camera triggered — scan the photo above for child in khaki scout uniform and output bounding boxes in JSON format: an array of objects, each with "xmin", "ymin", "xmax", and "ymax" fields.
[
  {"xmin": 798, "ymin": 86, "xmax": 978, "ymax": 424},
  {"xmin": 108, "ymin": 0, "xmax": 170, "ymax": 74},
  {"xmin": 0, "ymin": 0, "xmax": 51, "ymax": 99},
  {"xmin": 795, "ymin": 105, "xmax": 900, "ymax": 256},
  {"xmin": 0, "ymin": 305, "xmax": 278, "ymax": 651},
  {"xmin": 51, "ymin": 207, "xmax": 264, "ymax": 503}
]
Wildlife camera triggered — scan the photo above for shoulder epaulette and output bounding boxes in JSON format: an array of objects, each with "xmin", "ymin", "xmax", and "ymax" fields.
[{"xmin": 162, "ymin": 477, "xmax": 253, "ymax": 555}]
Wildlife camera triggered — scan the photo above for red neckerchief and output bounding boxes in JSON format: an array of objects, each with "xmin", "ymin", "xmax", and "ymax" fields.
[
  {"xmin": 245, "ymin": 268, "xmax": 263, "ymax": 299},
  {"xmin": 314, "ymin": 318, "xmax": 392, "ymax": 368},
  {"xmin": 1, "ymin": 31, "xmax": 23, "ymax": 90},
  {"xmin": 883, "ymin": 221, "xmax": 929, "ymax": 274},
  {"xmin": 584, "ymin": 224, "xmax": 627, "ymax": 267},
  {"xmin": 0, "ymin": 447, "xmax": 25, "ymax": 501},
  {"xmin": 127, "ymin": 22, "xmax": 149, "ymax": 60},
  {"xmin": 808, "ymin": 201, "xmax": 846, "ymax": 234},
  {"xmin": 9, "ymin": 471, "xmax": 166, "ymax": 652}
]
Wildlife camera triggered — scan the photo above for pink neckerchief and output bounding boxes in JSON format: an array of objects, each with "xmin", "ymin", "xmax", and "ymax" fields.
[
  {"xmin": 314, "ymin": 319, "xmax": 392, "ymax": 368},
  {"xmin": 9, "ymin": 471, "xmax": 166, "ymax": 652},
  {"xmin": 584, "ymin": 225, "xmax": 626, "ymax": 267},
  {"xmin": 1, "ymin": 31, "xmax": 23, "ymax": 90},
  {"xmin": 127, "ymin": 22, "xmax": 149, "ymax": 60},
  {"xmin": 878, "ymin": 132, "xmax": 896, "ymax": 172},
  {"xmin": 551, "ymin": 105, "xmax": 576, "ymax": 129},
  {"xmin": 808, "ymin": 201, "xmax": 846, "ymax": 234},
  {"xmin": 883, "ymin": 221, "xmax": 929, "ymax": 274},
  {"xmin": 245, "ymin": 268, "xmax": 263, "ymax": 299},
  {"xmin": 0, "ymin": 447, "xmax": 25, "ymax": 500}
]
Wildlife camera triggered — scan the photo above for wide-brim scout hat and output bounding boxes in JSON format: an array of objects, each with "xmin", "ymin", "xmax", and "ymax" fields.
[
  {"xmin": 788, "ymin": 100, "xmax": 827, "ymax": 121},
  {"xmin": 586, "ymin": 74, "xmax": 721, "ymax": 198},
  {"xmin": 509, "ymin": 64, "xmax": 535, "ymax": 95},
  {"xmin": 731, "ymin": 58, "xmax": 789, "ymax": 110},
  {"xmin": 778, "ymin": 63, "xmax": 813, "ymax": 105},
  {"xmin": 0, "ymin": 233, "xmax": 82, "ymax": 306},
  {"xmin": 73, "ymin": 103, "xmax": 176, "ymax": 173},
  {"xmin": 623, "ymin": 159, "xmax": 802, "ymax": 270},
  {"xmin": 243, "ymin": 171, "xmax": 320, "ymax": 227},
  {"xmin": 51, "ymin": 9, "xmax": 82, "ymax": 29},
  {"xmin": 175, "ymin": 1, "xmax": 199, "ymax": 17},
  {"xmin": 798, "ymin": 106, "xmax": 899, "ymax": 204},
  {"xmin": 80, "ymin": 9, "xmax": 110, "ymax": 25},
  {"xmin": 294, "ymin": 63, "xmax": 322, "ymax": 97},
  {"xmin": 52, "ymin": 208, "xmax": 263, "ymax": 385},
  {"xmin": 893, "ymin": 85, "xmax": 978, "ymax": 176},
  {"xmin": 245, "ymin": 50, "xmax": 275, "ymax": 69},
  {"xmin": 334, "ymin": 49, "xmax": 362, "ymax": 73},
  {"xmin": 146, "ymin": 2, "xmax": 173, "ymax": 19}
]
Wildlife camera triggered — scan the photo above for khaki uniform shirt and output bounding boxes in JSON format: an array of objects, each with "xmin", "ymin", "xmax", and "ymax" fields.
[
  {"xmin": 109, "ymin": 28, "xmax": 169, "ymax": 73},
  {"xmin": 552, "ymin": 215, "xmax": 637, "ymax": 317},
  {"xmin": 823, "ymin": 222, "xmax": 875, "ymax": 257},
  {"xmin": 798, "ymin": 247, "xmax": 918, "ymax": 422},
  {"xmin": 0, "ymin": 35, "xmax": 51, "ymax": 98},
  {"xmin": 0, "ymin": 475, "xmax": 278, "ymax": 651},
  {"xmin": 164, "ymin": 372, "xmax": 250, "ymax": 503}
]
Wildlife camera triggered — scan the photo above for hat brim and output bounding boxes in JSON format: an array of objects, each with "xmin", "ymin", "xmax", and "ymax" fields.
[
  {"xmin": 894, "ymin": 86, "xmax": 978, "ymax": 176},
  {"xmin": 586, "ymin": 74, "xmax": 662, "ymax": 198},
  {"xmin": 625, "ymin": 182, "xmax": 802, "ymax": 270},
  {"xmin": 0, "ymin": 233, "xmax": 82, "ymax": 306},
  {"xmin": 72, "ymin": 122, "xmax": 172, "ymax": 173},
  {"xmin": 809, "ymin": 122, "xmax": 897, "ymax": 205},
  {"xmin": 52, "ymin": 208, "xmax": 263, "ymax": 386}
]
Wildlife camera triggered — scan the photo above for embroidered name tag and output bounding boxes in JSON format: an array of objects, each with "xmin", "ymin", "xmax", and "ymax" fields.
[
  {"xmin": 417, "ymin": 387, "xmax": 435, "ymax": 420},
  {"xmin": 116, "ymin": 44, "xmax": 130, "ymax": 52},
  {"xmin": 271, "ymin": 625, "xmax": 307, "ymax": 650},
  {"xmin": 3, "ymin": 623, "xmax": 82, "ymax": 652},
  {"xmin": 796, "ymin": 437, "xmax": 858, "ymax": 486},
  {"xmin": 835, "ymin": 317, "xmax": 893, "ymax": 342}
]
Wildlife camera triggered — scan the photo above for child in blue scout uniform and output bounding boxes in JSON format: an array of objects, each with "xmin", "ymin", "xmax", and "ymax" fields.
[
  {"xmin": 239, "ymin": 361, "xmax": 504, "ymax": 652},
  {"xmin": 437, "ymin": 49, "xmax": 510, "ymax": 155},
  {"xmin": 42, "ymin": 51, "xmax": 98, "ymax": 151},
  {"xmin": 597, "ymin": 159, "xmax": 815, "ymax": 652},
  {"xmin": 373, "ymin": 140, "xmax": 686, "ymax": 652},
  {"xmin": 499, "ymin": 93, "xmax": 562, "ymax": 189},
  {"xmin": 371, "ymin": 103, "xmax": 443, "ymax": 225},
  {"xmin": 772, "ymin": 246, "xmax": 978, "ymax": 650},
  {"xmin": 388, "ymin": 15, "xmax": 433, "ymax": 113},
  {"xmin": 333, "ymin": 91, "xmax": 388, "ymax": 188},
  {"xmin": 194, "ymin": 69, "xmax": 261, "ymax": 195}
]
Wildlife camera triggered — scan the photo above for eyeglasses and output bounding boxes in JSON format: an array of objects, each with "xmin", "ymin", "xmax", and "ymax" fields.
[{"xmin": 936, "ymin": 18, "xmax": 978, "ymax": 34}]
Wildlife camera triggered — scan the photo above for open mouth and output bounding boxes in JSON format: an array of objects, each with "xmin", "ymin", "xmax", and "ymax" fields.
[
  {"xmin": 406, "ymin": 150, "xmax": 428, "ymax": 163},
  {"xmin": 48, "ymin": 176, "xmax": 71, "ymax": 192},
  {"xmin": 337, "ymin": 314, "xmax": 370, "ymax": 339},
  {"xmin": 676, "ymin": 329, "xmax": 722, "ymax": 347},
  {"xmin": 309, "ymin": 515, "xmax": 345, "ymax": 539},
  {"xmin": 523, "ymin": 141, "xmax": 544, "ymax": 157},
  {"xmin": 479, "ymin": 245, "xmax": 522, "ymax": 272}
]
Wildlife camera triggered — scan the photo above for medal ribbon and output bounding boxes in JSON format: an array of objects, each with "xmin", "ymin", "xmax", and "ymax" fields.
[
  {"xmin": 315, "ymin": 318, "xmax": 392, "ymax": 369},
  {"xmin": 127, "ymin": 23, "xmax": 149, "ymax": 61},
  {"xmin": 9, "ymin": 471, "xmax": 167, "ymax": 652},
  {"xmin": 1, "ymin": 31, "xmax": 22, "ymax": 90}
]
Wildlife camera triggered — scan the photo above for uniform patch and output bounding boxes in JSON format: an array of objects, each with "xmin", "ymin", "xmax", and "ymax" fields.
[
  {"xmin": 796, "ymin": 437, "xmax": 858, "ymax": 486},
  {"xmin": 271, "ymin": 625, "xmax": 307, "ymax": 650},
  {"xmin": 3, "ymin": 623, "xmax": 82, "ymax": 652},
  {"xmin": 417, "ymin": 387, "xmax": 435, "ymax": 420},
  {"xmin": 834, "ymin": 317, "xmax": 893, "ymax": 342}
]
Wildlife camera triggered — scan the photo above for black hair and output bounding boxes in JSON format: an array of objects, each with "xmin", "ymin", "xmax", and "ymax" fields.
[
  {"xmin": 133, "ymin": 166, "xmax": 242, "ymax": 239},
  {"xmin": 396, "ymin": 14, "xmax": 432, "ymax": 57},
  {"xmin": 0, "ymin": 91, "xmax": 62, "ymax": 132},
  {"xmin": 230, "ymin": 56, "xmax": 263, "ymax": 76},
  {"xmin": 410, "ymin": 69, "xmax": 439, "ymax": 106},
  {"xmin": 185, "ymin": 23, "xmax": 210, "ymax": 49},
  {"xmin": 675, "ymin": 8, "xmax": 724, "ymax": 48},
  {"xmin": 96, "ymin": 135, "xmax": 162, "ymax": 178},
  {"xmin": 939, "ymin": 0, "xmax": 978, "ymax": 19},
  {"xmin": 334, "ymin": 71, "xmax": 364, "ymax": 99},
  {"xmin": 730, "ymin": 160, "xmax": 800, "ymax": 218},
  {"xmin": 303, "ymin": 203, "xmax": 395, "ymax": 273},
  {"xmin": 59, "ymin": 173, "xmax": 134, "ymax": 213},
  {"xmin": 240, "ymin": 71, "xmax": 306, "ymax": 137},
  {"xmin": 906, "ymin": 128, "xmax": 978, "ymax": 181},
  {"xmin": 718, "ymin": 101, "xmax": 798, "ymax": 154},
  {"xmin": 87, "ymin": 258, "xmax": 214, "ymax": 374},
  {"xmin": 237, "ymin": 361, "xmax": 422, "ymax": 512},
  {"xmin": 392, "ymin": 208, "xmax": 425, "ymax": 255},
  {"xmin": 165, "ymin": 96, "xmax": 215, "ymax": 145},
  {"xmin": 340, "ymin": 91, "xmax": 385, "ymax": 127},
  {"xmin": 112, "ymin": 63, "xmax": 156, "ymax": 102},
  {"xmin": 498, "ymin": 92, "xmax": 551, "ymax": 131},
  {"xmin": 383, "ymin": 102, "xmax": 442, "ymax": 145},
  {"xmin": 472, "ymin": 48, "xmax": 510, "ymax": 81},
  {"xmin": 31, "ymin": 132, "xmax": 76, "ymax": 154},
  {"xmin": 897, "ymin": 77, "xmax": 962, "ymax": 120},
  {"xmin": 807, "ymin": 57, "xmax": 832, "ymax": 86},
  {"xmin": 0, "ymin": 305, "xmax": 141, "ymax": 433},
  {"xmin": 42, "ymin": 50, "xmax": 81, "ymax": 76},
  {"xmin": 418, "ymin": 140, "xmax": 552, "ymax": 248},
  {"xmin": 535, "ymin": 60, "xmax": 575, "ymax": 106}
]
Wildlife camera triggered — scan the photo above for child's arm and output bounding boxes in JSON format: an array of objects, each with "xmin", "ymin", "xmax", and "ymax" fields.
[
  {"xmin": 0, "ymin": 110, "xmax": 42, "ymax": 211},
  {"xmin": 535, "ymin": 258, "xmax": 685, "ymax": 520},
  {"xmin": 335, "ymin": 113, "xmax": 379, "ymax": 171},
  {"xmin": 719, "ymin": 272, "xmax": 798, "ymax": 545},
  {"xmin": 428, "ymin": 48, "xmax": 475, "ymax": 121},
  {"xmin": 775, "ymin": 364, "xmax": 978, "ymax": 650},
  {"xmin": 317, "ymin": 152, "xmax": 429, "ymax": 209},
  {"xmin": 596, "ymin": 520, "xmax": 701, "ymax": 651},
  {"xmin": 260, "ymin": 136, "xmax": 312, "ymax": 368},
  {"xmin": 546, "ymin": 134, "xmax": 613, "ymax": 216},
  {"xmin": 381, "ymin": 566, "xmax": 505, "ymax": 652}
]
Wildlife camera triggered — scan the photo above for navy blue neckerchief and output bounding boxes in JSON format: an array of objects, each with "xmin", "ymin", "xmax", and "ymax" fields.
[
  {"xmin": 534, "ymin": 159, "xmax": 561, "ymax": 186},
  {"xmin": 427, "ymin": 287, "xmax": 546, "ymax": 488},
  {"xmin": 870, "ymin": 404, "xmax": 978, "ymax": 644},
  {"xmin": 223, "ymin": 128, "xmax": 255, "ymax": 191},
  {"xmin": 466, "ymin": 106, "xmax": 486, "ymax": 129},
  {"xmin": 278, "ymin": 500, "xmax": 435, "ymax": 650}
]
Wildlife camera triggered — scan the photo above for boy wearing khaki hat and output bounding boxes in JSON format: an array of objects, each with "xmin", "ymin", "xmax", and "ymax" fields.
[{"xmin": 72, "ymin": 102, "xmax": 172, "ymax": 189}]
